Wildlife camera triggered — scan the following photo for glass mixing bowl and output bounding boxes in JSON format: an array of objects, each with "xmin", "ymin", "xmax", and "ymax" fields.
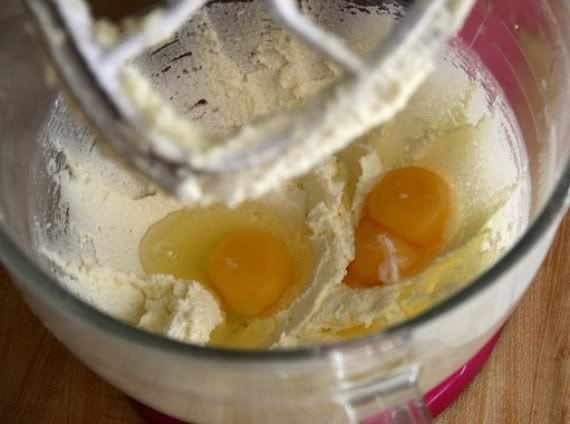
[{"xmin": 1, "ymin": 0, "xmax": 569, "ymax": 422}]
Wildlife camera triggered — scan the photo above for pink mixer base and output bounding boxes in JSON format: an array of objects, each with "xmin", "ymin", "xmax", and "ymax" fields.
[
  {"xmin": 424, "ymin": 329, "xmax": 502, "ymax": 417},
  {"xmin": 133, "ymin": 329, "xmax": 503, "ymax": 422}
]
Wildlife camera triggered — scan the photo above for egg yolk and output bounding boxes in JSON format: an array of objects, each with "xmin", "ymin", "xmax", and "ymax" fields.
[
  {"xmin": 346, "ymin": 218, "xmax": 432, "ymax": 287},
  {"xmin": 346, "ymin": 166, "xmax": 455, "ymax": 287},
  {"xmin": 368, "ymin": 166, "xmax": 453, "ymax": 246},
  {"xmin": 207, "ymin": 230, "xmax": 292, "ymax": 317}
]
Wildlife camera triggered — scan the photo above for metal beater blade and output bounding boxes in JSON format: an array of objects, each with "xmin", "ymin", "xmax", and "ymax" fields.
[{"xmin": 24, "ymin": 0, "xmax": 476, "ymax": 204}]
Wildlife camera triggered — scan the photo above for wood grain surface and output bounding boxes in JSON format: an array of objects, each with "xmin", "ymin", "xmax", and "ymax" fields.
[{"xmin": 0, "ymin": 214, "xmax": 568, "ymax": 424}]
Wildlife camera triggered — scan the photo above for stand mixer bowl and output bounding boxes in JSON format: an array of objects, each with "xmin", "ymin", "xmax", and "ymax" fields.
[{"xmin": 0, "ymin": 0, "xmax": 569, "ymax": 422}]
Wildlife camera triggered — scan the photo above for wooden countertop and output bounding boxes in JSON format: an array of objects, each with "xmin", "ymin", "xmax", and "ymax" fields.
[{"xmin": 0, "ymin": 214, "xmax": 568, "ymax": 423}]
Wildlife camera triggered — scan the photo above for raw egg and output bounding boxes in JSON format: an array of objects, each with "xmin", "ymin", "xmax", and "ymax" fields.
[
  {"xmin": 346, "ymin": 166, "xmax": 457, "ymax": 287},
  {"xmin": 139, "ymin": 204, "xmax": 312, "ymax": 344},
  {"xmin": 207, "ymin": 229, "xmax": 291, "ymax": 317}
]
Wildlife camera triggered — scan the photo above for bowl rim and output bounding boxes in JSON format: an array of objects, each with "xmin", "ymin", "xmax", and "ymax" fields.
[{"xmin": 1, "ymin": 152, "xmax": 568, "ymax": 363}]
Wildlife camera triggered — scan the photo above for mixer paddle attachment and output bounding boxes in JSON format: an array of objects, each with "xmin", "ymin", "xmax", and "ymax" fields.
[{"xmin": 24, "ymin": 0, "xmax": 476, "ymax": 205}]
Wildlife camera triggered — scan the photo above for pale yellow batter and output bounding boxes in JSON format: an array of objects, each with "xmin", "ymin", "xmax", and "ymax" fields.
[{"xmin": 39, "ymin": 8, "xmax": 529, "ymax": 349}]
